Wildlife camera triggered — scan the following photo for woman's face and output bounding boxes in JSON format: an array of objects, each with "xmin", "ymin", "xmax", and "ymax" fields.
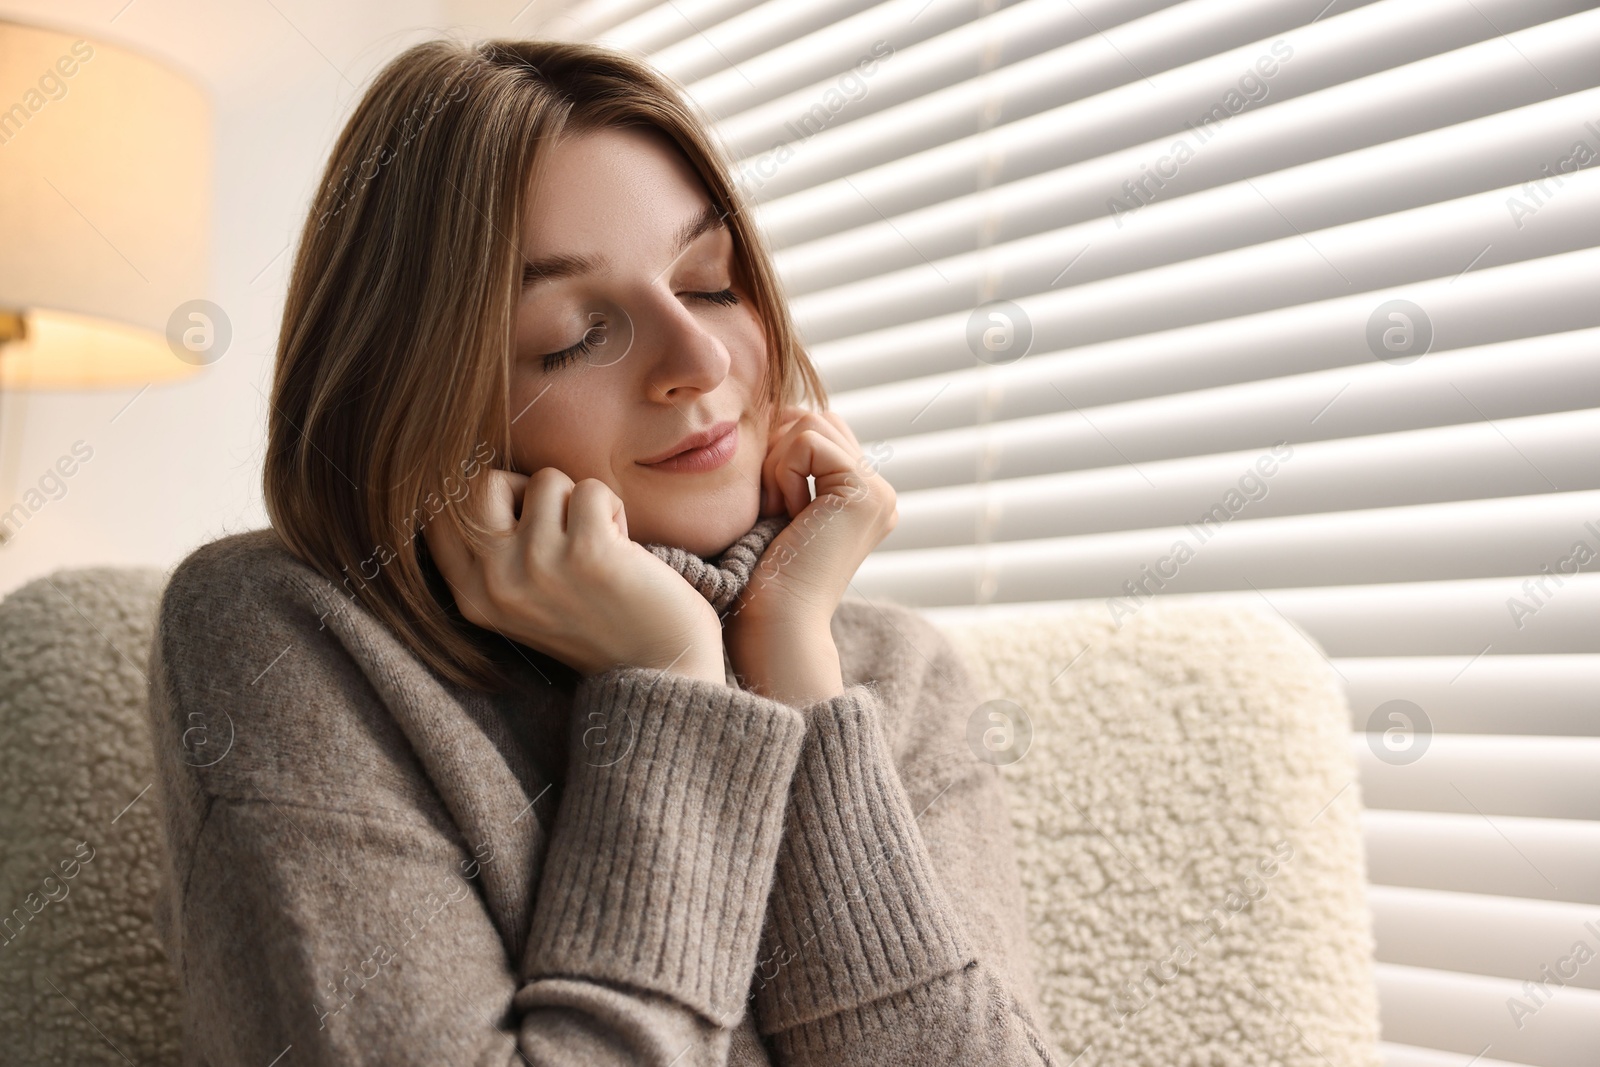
[{"xmin": 510, "ymin": 124, "xmax": 774, "ymax": 557}]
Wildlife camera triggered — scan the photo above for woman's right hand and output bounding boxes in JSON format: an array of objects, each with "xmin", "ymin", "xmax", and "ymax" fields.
[{"xmin": 423, "ymin": 467, "xmax": 727, "ymax": 685}]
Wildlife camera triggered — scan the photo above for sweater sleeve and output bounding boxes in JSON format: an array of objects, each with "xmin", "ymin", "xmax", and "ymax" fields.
[
  {"xmin": 748, "ymin": 619, "xmax": 1066, "ymax": 1065},
  {"xmin": 158, "ymin": 637, "xmax": 807, "ymax": 1065}
]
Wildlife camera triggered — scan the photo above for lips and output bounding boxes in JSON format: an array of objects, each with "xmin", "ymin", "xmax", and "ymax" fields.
[{"xmin": 640, "ymin": 419, "xmax": 738, "ymax": 465}]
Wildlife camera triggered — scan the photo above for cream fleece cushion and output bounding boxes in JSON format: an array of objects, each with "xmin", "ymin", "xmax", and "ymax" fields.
[
  {"xmin": 936, "ymin": 601, "xmax": 1383, "ymax": 1067},
  {"xmin": 0, "ymin": 566, "xmax": 178, "ymax": 1065}
]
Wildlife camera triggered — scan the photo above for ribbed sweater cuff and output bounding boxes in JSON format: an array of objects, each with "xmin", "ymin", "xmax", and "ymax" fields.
[
  {"xmin": 524, "ymin": 665, "xmax": 808, "ymax": 1024},
  {"xmin": 753, "ymin": 683, "xmax": 976, "ymax": 1035}
]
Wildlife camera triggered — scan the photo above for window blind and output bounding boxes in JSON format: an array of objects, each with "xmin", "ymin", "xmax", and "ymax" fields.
[{"xmin": 546, "ymin": 1, "xmax": 1600, "ymax": 1064}]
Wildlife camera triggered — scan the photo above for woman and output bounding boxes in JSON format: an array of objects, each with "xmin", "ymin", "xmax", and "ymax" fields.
[{"xmin": 146, "ymin": 36, "xmax": 1061, "ymax": 1066}]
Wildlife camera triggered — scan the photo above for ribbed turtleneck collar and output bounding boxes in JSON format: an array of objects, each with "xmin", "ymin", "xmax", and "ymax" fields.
[{"xmin": 643, "ymin": 514, "xmax": 790, "ymax": 619}]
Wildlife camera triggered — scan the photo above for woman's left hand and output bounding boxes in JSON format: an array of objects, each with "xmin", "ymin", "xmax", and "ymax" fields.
[{"xmin": 725, "ymin": 406, "xmax": 897, "ymax": 705}]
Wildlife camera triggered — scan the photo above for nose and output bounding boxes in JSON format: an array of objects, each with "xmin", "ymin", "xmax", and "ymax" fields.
[{"xmin": 638, "ymin": 290, "xmax": 731, "ymax": 402}]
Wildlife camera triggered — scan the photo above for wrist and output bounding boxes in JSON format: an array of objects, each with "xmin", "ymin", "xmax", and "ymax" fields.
[
  {"xmin": 727, "ymin": 598, "xmax": 834, "ymax": 642},
  {"xmin": 727, "ymin": 626, "xmax": 843, "ymax": 709},
  {"xmin": 618, "ymin": 628, "xmax": 728, "ymax": 687}
]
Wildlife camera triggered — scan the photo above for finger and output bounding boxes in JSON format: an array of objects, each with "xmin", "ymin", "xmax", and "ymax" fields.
[
  {"xmin": 774, "ymin": 448, "xmax": 808, "ymax": 519},
  {"xmin": 762, "ymin": 412, "xmax": 859, "ymax": 512},
  {"xmin": 762, "ymin": 424, "xmax": 800, "ymax": 517},
  {"xmin": 427, "ymin": 470, "xmax": 517, "ymax": 575},
  {"xmin": 475, "ymin": 469, "xmax": 524, "ymax": 535},
  {"xmin": 762, "ymin": 410, "xmax": 820, "ymax": 485},
  {"xmin": 761, "ymin": 413, "xmax": 800, "ymax": 516},
  {"xmin": 771, "ymin": 429, "xmax": 861, "ymax": 518},
  {"xmin": 566, "ymin": 478, "xmax": 626, "ymax": 549},
  {"xmin": 520, "ymin": 466, "xmax": 576, "ymax": 547},
  {"xmin": 775, "ymin": 409, "xmax": 856, "ymax": 459},
  {"xmin": 763, "ymin": 417, "xmax": 817, "ymax": 518}
]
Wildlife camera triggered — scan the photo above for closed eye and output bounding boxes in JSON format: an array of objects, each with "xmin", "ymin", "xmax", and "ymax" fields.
[
  {"xmin": 689, "ymin": 287, "xmax": 739, "ymax": 308},
  {"xmin": 536, "ymin": 289, "xmax": 741, "ymax": 372}
]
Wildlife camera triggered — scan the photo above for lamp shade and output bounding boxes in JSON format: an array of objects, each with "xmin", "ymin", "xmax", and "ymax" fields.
[{"xmin": 0, "ymin": 20, "xmax": 211, "ymax": 390}]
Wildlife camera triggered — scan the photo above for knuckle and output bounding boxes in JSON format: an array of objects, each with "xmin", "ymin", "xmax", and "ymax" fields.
[
  {"xmin": 483, "ymin": 468, "xmax": 519, "ymax": 499},
  {"xmin": 531, "ymin": 466, "xmax": 574, "ymax": 489}
]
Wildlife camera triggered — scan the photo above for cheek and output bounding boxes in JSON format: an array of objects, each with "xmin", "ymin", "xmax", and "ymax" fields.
[
  {"xmin": 734, "ymin": 303, "xmax": 766, "ymax": 354},
  {"xmin": 726, "ymin": 307, "xmax": 770, "ymax": 393},
  {"xmin": 507, "ymin": 365, "xmax": 561, "ymax": 468},
  {"xmin": 508, "ymin": 372, "xmax": 626, "ymax": 481}
]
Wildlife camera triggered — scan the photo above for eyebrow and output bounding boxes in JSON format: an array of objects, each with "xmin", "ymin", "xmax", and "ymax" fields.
[{"xmin": 521, "ymin": 202, "xmax": 729, "ymax": 289}]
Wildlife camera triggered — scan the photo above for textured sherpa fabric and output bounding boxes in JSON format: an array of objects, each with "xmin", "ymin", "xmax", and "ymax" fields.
[
  {"xmin": 934, "ymin": 602, "xmax": 1382, "ymax": 1067},
  {"xmin": 0, "ymin": 565, "xmax": 179, "ymax": 1065}
]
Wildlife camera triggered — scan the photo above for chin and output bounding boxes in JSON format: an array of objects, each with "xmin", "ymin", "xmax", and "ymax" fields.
[{"xmin": 633, "ymin": 493, "xmax": 761, "ymax": 557}]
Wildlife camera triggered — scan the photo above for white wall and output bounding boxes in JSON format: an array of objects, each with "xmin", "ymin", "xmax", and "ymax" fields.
[{"xmin": 0, "ymin": 0, "xmax": 574, "ymax": 597}]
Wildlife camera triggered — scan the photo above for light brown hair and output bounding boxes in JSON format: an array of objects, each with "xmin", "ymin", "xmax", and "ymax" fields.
[{"xmin": 263, "ymin": 37, "xmax": 827, "ymax": 693}]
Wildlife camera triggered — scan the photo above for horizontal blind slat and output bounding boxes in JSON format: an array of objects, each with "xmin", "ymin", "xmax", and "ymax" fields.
[
  {"xmin": 1369, "ymin": 886, "xmax": 1600, "ymax": 990},
  {"xmin": 1354, "ymin": 735, "xmax": 1600, "ymax": 821},
  {"xmin": 1362, "ymin": 811, "xmax": 1600, "ymax": 905},
  {"xmin": 857, "ymin": 488, "xmax": 1600, "ymax": 604},
  {"xmin": 885, "ymin": 409, "xmax": 1600, "ymax": 543},
  {"xmin": 836, "ymin": 322, "xmax": 1600, "ymax": 458},
  {"xmin": 889, "ymin": 403, "xmax": 1600, "ymax": 534},
  {"xmin": 1381, "ymin": 1042, "xmax": 1544, "ymax": 1067},
  {"xmin": 918, "ymin": 574, "xmax": 1600, "ymax": 656},
  {"xmin": 1374, "ymin": 962, "xmax": 1600, "ymax": 1067},
  {"xmin": 1336, "ymin": 656, "xmax": 1600, "ymax": 736}
]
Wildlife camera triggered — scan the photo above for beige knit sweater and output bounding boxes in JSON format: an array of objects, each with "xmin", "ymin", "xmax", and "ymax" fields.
[{"xmin": 144, "ymin": 513, "xmax": 1063, "ymax": 1065}]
